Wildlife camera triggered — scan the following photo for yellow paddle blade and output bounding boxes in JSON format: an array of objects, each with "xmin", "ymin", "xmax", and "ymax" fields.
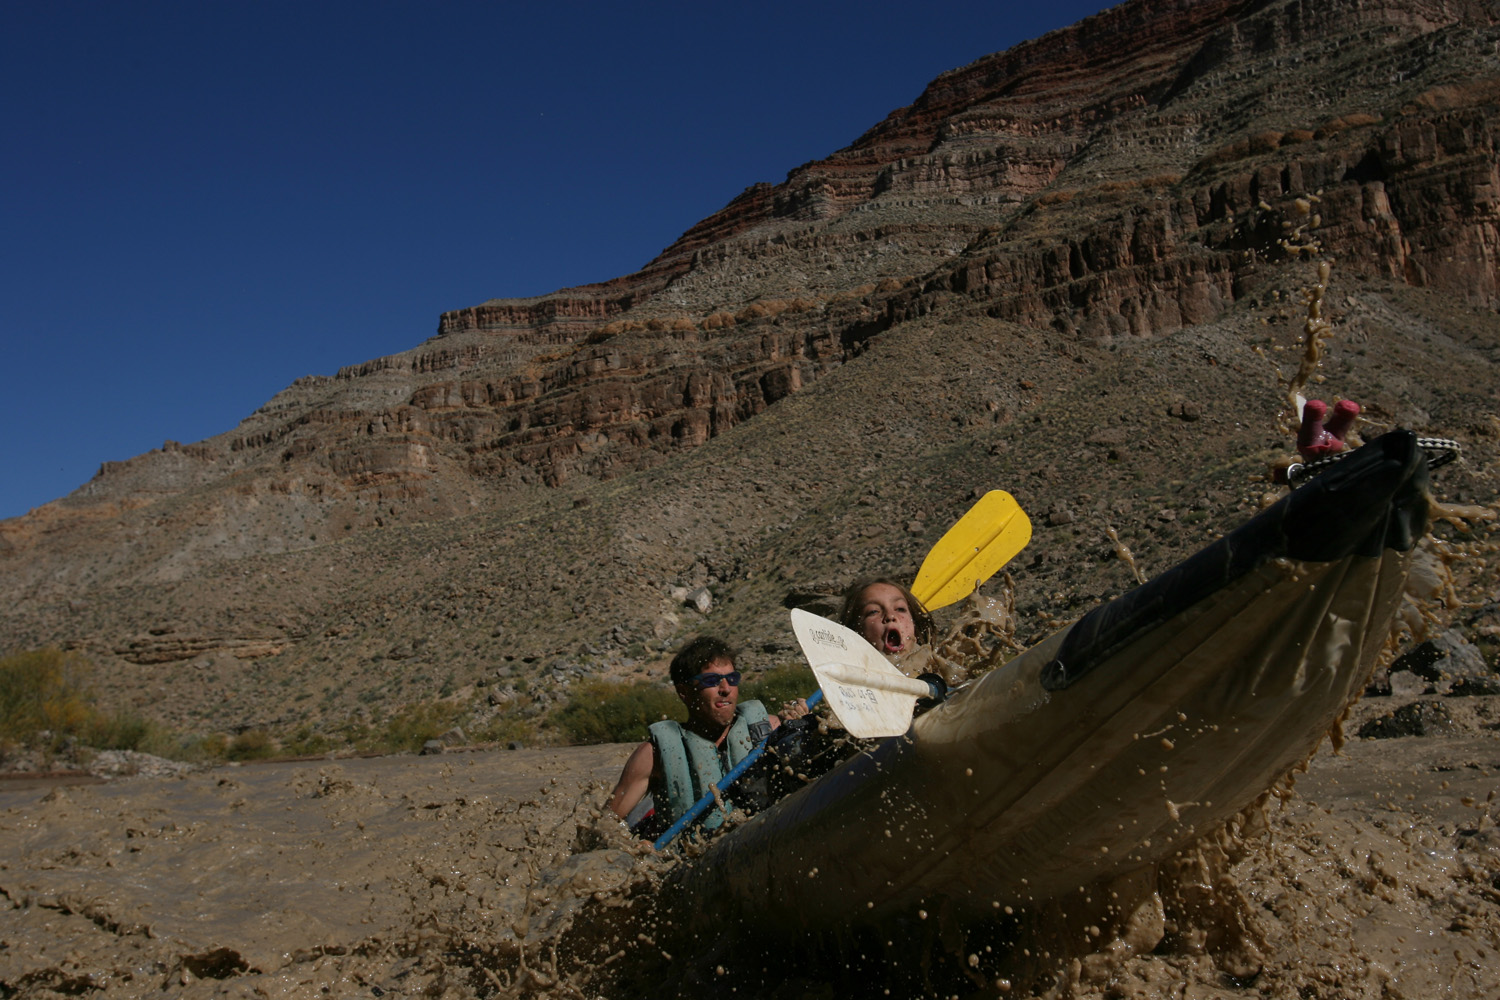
[{"xmin": 912, "ymin": 490, "xmax": 1032, "ymax": 611}]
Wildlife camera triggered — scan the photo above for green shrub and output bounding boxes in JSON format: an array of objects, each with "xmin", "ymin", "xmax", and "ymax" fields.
[
  {"xmin": 84, "ymin": 710, "xmax": 167, "ymax": 754},
  {"xmin": 351, "ymin": 699, "xmax": 467, "ymax": 754},
  {"xmin": 0, "ymin": 648, "xmax": 204, "ymax": 760},
  {"xmin": 0, "ymin": 647, "xmax": 95, "ymax": 746},
  {"xmin": 550, "ymin": 679, "xmax": 682, "ymax": 745},
  {"xmin": 469, "ymin": 714, "xmax": 539, "ymax": 746},
  {"xmin": 743, "ymin": 663, "xmax": 816, "ymax": 709},
  {"xmin": 225, "ymin": 729, "xmax": 275, "ymax": 761},
  {"xmin": 281, "ymin": 726, "xmax": 334, "ymax": 757},
  {"xmin": 194, "ymin": 733, "xmax": 230, "ymax": 760}
]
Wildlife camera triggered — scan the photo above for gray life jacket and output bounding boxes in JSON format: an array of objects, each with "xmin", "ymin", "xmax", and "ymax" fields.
[{"xmin": 648, "ymin": 700, "xmax": 769, "ymax": 832}]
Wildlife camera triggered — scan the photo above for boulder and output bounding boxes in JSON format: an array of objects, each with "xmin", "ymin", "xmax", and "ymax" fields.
[
  {"xmin": 1357, "ymin": 701, "xmax": 1455, "ymax": 740},
  {"xmin": 686, "ymin": 587, "xmax": 713, "ymax": 614},
  {"xmin": 1446, "ymin": 676, "xmax": 1500, "ymax": 697},
  {"xmin": 1431, "ymin": 630, "xmax": 1490, "ymax": 678}
]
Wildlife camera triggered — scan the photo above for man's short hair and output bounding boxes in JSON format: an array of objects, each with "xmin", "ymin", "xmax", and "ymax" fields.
[{"xmin": 669, "ymin": 636, "xmax": 737, "ymax": 687}]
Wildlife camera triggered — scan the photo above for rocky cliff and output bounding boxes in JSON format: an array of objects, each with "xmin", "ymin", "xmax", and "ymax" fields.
[{"xmin": 1, "ymin": 0, "xmax": 1496, "ymax": 738}]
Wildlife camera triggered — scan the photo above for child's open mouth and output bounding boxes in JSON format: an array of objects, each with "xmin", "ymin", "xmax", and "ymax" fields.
[{"xmin": 882, "ymin": 628, "xmax": 904, "ymax": 654}]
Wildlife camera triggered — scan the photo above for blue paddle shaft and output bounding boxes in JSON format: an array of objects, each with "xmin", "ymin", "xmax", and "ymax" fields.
[{"xmin": 653, "ymin": 689, "xmax": 824, "ymax": 851}]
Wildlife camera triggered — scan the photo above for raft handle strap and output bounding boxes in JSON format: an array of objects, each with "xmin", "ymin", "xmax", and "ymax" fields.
[{"xmin": 1287, "ymin": 436, "xmax": 1459, "ymax": 488}]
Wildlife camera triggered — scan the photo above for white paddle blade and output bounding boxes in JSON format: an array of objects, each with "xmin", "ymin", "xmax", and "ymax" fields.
[
  {"xmin": 810, "ymin": 661, "xmax": 927, "ymax": 738},
  {"xmin": 791, "ymin": 608, "xmax": 868, "ymax": 667},
  {"xmin": 791, "ymin": 608, "xmax": 925, "ymax": 738},
  {"xmin": 790, "ymin": 608, "xmax": 908, "ymax": 676}
]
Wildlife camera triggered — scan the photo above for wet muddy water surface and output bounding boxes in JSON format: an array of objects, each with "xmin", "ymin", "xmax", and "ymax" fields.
[{"xmin": 1, "ymin": 706, "xmax": 1497, "ymax": 999}]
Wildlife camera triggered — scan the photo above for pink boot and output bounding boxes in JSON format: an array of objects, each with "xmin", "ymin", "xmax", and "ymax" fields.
[{"xmin": 1297, "ymin": 399, "xmax": 1361, "ymax": 460}]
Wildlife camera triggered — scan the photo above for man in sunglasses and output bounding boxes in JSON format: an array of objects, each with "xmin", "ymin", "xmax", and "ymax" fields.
[{"xmin": 607, "ymin": 635, "xmax": 807, "ymax": 838}]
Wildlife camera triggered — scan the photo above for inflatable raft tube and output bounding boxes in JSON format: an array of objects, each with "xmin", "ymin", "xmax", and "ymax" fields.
[{"xmin": 670, "ymin": 431, "xmax": 1431, "ymax": 929}]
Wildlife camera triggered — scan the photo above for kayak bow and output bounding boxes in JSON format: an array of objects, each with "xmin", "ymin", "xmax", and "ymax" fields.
[{"xmin": 671, "ymin": 431, "xmax": 1431, "ymax": 928}]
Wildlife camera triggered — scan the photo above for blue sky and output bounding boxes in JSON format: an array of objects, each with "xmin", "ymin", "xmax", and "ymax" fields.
[{"xmin": 2, "ymin": 1, "xmax": 1116, "ymax": 520}]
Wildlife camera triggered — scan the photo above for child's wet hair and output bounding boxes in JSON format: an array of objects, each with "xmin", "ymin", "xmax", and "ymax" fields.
[{"xmin": 838, "ymin": 578, "xmax": 935, "ymax": 646}]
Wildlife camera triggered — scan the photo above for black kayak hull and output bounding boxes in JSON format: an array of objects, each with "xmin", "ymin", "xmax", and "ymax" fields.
[{"xmin": 670, "ymin": 432, "xmax": 1430, "ymax": 929}]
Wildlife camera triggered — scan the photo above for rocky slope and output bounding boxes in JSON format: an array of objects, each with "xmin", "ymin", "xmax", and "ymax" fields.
[{"xmin": 1, "ymin": 0, "xmax": 1497, "ymax": 740}]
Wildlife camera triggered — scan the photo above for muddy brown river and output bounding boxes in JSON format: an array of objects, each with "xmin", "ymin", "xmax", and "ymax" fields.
[{"xmin": 1, "ymin": 690, "xmax": 1497, "ymax": 1000}]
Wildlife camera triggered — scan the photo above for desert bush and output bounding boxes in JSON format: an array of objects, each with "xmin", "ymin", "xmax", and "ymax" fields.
[
  {"xmin": 194, "ymin": 733, "xmax": 230, "ymax": 760},
  {"xmin": 225, "ymin": 729, "xmax": 275, "ymax": 761},
  {"xmin": 281, "ymin": 726, "xmax": 334, "ymax": 757},
  {"xmin": 469, "ymin": 714, "xmax": 539, "ymax": 746},
  {"xmin": 0, "ymin": 647, "xmax": 97, "ymax": 748},
  {"xmin": 550, "ymin": 679, "xmax": 682, "ymax": 745},
  {"xmin": 830, "ymin": 283, "xmax": 877, "ymax": 302},
  {"xmin": 743, "ymin": 663, "xmax": 816, "ymax": 709},
  {"xmin": 738, "ymin": 300, "xmax": 793, "ymax": 321},
  {"xmin": 356, "ymin": 699, "xmax": 468, "ymax": 754},
  {"xmin": 532, "ymin": 344, "xmax": 583, "ymax": 366},
  {"xmin": 1317, "ymin": 112, "xmax": 1379, "ymax": 139},
  {"xmin": 1249, "ymin": 130, "xmax": 1285, "ymax": 154},
  {"xmin": 84, "ymin": 710, "xmax": 168, "ymax": 754}
]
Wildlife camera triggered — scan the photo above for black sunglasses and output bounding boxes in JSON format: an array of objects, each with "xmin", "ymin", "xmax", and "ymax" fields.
[{"xmin": 689, "ymin": 670, "xmax": 741, "ymax": 689}]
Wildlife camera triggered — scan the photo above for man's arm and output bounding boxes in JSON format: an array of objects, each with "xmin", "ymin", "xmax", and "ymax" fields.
[{"xmin": 607, "ymin": 740, "xmax": 655, "ymax": 820}]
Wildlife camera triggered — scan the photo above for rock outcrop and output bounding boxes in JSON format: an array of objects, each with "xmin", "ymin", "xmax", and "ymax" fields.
[
  {"xmin": 12, "ymin": 0, "xmax": 1494, "ymax": 532},
  {"xmin": 224, "ymin": 0, "xmax": 1500, "ymax": 504}
]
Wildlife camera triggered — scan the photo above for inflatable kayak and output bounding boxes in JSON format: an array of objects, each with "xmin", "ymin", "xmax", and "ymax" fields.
[{"xmin": 669, "ymin": 431, "xmax": 1432, "ymax": 928}]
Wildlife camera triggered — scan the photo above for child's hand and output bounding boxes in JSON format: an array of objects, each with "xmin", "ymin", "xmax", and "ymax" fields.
[{"xmin": 778, "ymin": 698, "xmax": 810, "ymax": 721}]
